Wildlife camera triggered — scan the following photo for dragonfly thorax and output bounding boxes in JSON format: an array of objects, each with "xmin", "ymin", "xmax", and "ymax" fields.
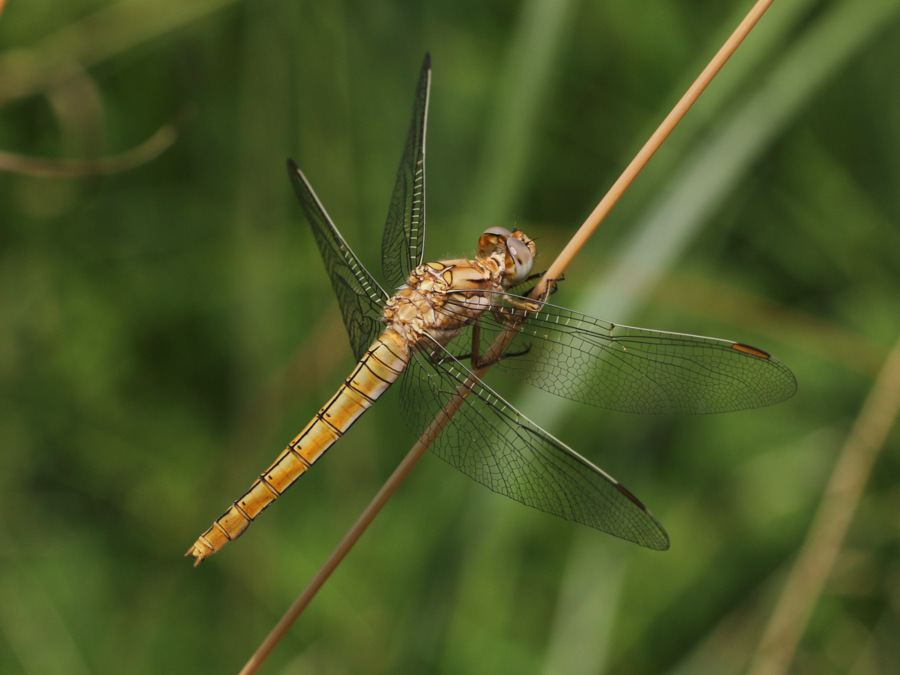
[{"xmin": 383, "ymin": 256, "xmax": 504, "ymax": 350}]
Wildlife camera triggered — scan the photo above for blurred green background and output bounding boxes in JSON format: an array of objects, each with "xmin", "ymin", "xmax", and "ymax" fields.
[{"xmin": 2, "ymin": 0, "xmax": 900, "ymax": 673}]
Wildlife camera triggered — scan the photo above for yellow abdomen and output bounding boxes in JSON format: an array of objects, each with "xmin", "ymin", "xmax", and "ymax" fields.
[{"xmin": 185, "ymin": 331, "xmax": 410, "ymax": 565}]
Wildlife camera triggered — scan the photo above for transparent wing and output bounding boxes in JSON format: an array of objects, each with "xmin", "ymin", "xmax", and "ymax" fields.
[
  {"xmin": 433, "ymin": 293, "xmax": 797, "ymax": 415},
  {"xmin": 400, "ymin": 339, "xmax": 670, "ymax": 550},
  {"xmin": 381, "ymin": 54, "xmax": 431, "ymax": 290},
  {"xmin": 287, "ymin": 161, "xmax": 388, "ymax": 360}
]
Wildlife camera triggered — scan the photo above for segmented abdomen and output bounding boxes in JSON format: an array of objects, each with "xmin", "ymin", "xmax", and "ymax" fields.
[{"xmin": 186, "ymin": 331, "xmax": 410, "ymax": 565}]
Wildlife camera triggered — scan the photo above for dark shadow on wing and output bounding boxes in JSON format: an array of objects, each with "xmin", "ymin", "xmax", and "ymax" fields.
[
  {"xmin": 381, "ymin": 54, "xmax": 431, "ymax": 290},
  {"xmin": 434, "ymin": 293, "xmax": 797, "ymax": 415},
  {"xmin": 399, "ymin": 337, "xmax": 670, "ymax": 550},
  {"xmin": 287, "ymin": 161, "xmax": 387, "ymax": 360}
]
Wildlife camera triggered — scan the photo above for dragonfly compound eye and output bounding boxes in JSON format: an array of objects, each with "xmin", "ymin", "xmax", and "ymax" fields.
[{"xmin": 505, "ymin": 235, "xmax": 534, "ymax": 285}]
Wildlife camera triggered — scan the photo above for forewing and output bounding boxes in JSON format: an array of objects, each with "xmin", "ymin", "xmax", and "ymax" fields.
[
  {"xmin": 470, "ymin": 298, "xmax": 797, "ymax": 414},
  {"xmin": 287, "ymin": 161, "xmax": 388, "ymax": 360},
  {"xmin": 400, "ymin": 339, "xmax": 670, "ymax": 550},
  {"xmin": 381, "ymin": 54, "xmax": 431, "ymax": 289}
]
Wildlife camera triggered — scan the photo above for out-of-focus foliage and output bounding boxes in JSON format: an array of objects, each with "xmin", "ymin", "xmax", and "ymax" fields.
[{"xmin": 2, "ymin": 1, "xmax": 900, "ymax": 673}]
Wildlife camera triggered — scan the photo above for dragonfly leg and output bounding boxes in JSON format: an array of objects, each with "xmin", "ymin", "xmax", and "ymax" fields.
[
  {"xmin": 473, "ymin": 343, "xmax": 531, "ymax": 368},
  {"xmin": 542, "ymin": 274, "xmax": 564, "ymax": 298},
  {"xmin": 502, "ymin": 294, "xmax": 541, "ymax": 312},
  {"xmin": 424, "ymin": 319, "xmax": 530, "ymax": 369},
  {"xmin": 510, "ymin": 271, "xmax": 565, "ymax": 301},
  {"xmin": 430, "ymin": 345, "xmax": 529, "ymax": 368},
  {"xmin": 469, "ymin": 319, "xmax": 531, "ymax": 368}
]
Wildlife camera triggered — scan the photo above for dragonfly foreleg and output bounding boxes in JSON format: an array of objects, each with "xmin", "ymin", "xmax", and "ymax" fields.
[{"xmin": 509, "ymin": 271, "xmax": 565, "ymax": 302}]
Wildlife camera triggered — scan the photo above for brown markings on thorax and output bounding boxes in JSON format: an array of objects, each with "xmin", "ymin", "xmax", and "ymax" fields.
[{"xmin": 383, "ymin": 256, "xmax": 505, "ymax": 351}]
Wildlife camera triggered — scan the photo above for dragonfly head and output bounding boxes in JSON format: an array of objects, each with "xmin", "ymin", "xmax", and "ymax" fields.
[{"xmin": 478, "ymin": 227, "xmax": 536, "ymax": 287}]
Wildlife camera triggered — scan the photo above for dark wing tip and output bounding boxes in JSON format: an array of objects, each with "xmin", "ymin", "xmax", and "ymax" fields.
[{"xmin": 731, "ymin": 342, "xmax": 771, "ymax": 359}]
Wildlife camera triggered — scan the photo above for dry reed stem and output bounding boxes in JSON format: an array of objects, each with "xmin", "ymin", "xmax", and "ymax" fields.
[
  {"xmin": 240, "ymin": 1, "xmax": 775, "ymax": 672},
  {"xmin": 532, "ymin": 0, "xmax": 774, "ymax": 299},
  {"xmin": 746, "ymin": 334, "xmax": 900, "ymax": 675},
  {"xmin": 0, "ymin": 117, "xmax": 183, "ymax": 177}
]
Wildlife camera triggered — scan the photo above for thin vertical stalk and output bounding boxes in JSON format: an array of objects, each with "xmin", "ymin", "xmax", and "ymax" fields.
[{"xmin": 747, "ymin": 334, "xmax": 900, "ymax": 675}]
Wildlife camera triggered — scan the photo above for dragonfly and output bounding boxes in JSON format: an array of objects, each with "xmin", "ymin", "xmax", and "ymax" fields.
[{"xmin": 186, "ymin": 55, "xmax": 796, "ymax": 565}]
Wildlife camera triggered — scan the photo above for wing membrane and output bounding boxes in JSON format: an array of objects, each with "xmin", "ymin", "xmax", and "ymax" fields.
[
  {"xmin": 433, "ymin": 293, "xmax": 797, "ymax": 415},
  {"xmin": 400, "ymin": 339, "xmax": 670, "ymax": 550},
  {"xmin": 287, "ymin": 162, "xmax": 387, "ymax": 359},
  {"xmin": 381, "ymin": 54, "xmax": 431, "ymax": 289}
]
